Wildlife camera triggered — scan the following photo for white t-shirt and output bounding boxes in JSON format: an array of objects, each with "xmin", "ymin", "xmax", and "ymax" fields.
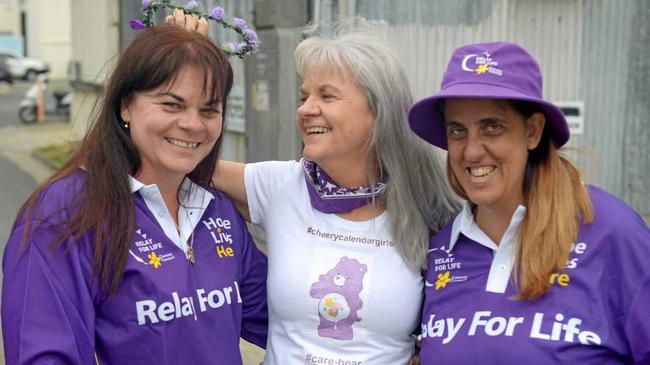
[{"xmin": 245, "ymin": 160, "xmax": 423, "ymax": 365}]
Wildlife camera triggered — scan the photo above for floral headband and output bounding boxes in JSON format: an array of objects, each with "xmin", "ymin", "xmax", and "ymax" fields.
[{"xmin": 130, "ymin": 0, "xmax": 259, "ymax": 59}]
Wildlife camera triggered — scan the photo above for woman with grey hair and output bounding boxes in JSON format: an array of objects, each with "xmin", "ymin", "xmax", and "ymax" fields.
[
  {"xmin": 211, "ymin": 30, "xmax": 459, "ymax": 363},
  {"xmin": 166, "ymin": 12, "xmax": 457, "ymax": 362}
]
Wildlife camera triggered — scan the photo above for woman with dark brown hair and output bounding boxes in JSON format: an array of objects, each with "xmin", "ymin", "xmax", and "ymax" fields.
[{"xmin": 1, "ymin": 24, "xmax": 267, "ymax": 365}]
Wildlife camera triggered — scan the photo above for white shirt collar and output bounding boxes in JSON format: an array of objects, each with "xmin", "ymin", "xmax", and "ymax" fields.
[
  {"xmin": 129, "ymin": 176, "xmax": 214, "ymax": 252},
  {"xmin": 129, "ymin": 176, "xmax": 214, "ymax": 202},
  {"xmin": 448, "ymin": 200, "xmax": 527, "ymax": 294},
  {"xmin": 129, "ymin": 176, "xmax": 146, "ymax": 193},
  {"xmin": 449, "ymin": 200, "xmax": 527, "ymax": 251}
]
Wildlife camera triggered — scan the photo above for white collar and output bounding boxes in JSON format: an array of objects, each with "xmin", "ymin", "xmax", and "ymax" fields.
[
  {"xmin": 129, "ymin": 176, "xmax": 214, "ymax": 252},
  {"xmin": 449, "ymin": 200, "xmax": 527, "ymax": 251},
  {"xmin": 448, "ymin": 200, "xmax": 527, "ymax": 294},
  {"xmin": 129, "ymin": 176, "xmax": 147, "ymax": 193},
  {"xmin": 129, "ymin": 176, "xmax": 214, "ymax": 203}
]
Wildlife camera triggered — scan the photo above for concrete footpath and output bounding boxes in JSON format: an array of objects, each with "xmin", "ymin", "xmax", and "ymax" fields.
[
  {"xmin": 0, "ymin": 121, "xmax": 73, "ymax": 182},
  {"xmin": 0, "ymin": 121, "xmax": 265, "ymax": 364}
]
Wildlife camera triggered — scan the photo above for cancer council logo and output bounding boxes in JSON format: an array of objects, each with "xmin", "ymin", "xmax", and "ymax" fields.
[{"xmin": 461, "ymin": 52, "xmax": 503, "ymax": 76}]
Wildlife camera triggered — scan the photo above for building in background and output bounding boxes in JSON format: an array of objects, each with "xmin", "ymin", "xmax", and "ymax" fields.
[
  {"xmin": 0, "ymin": 0, "xmax": 23, "ymax": 54},
  {"xmin": 68, "ymin": 1, "xmax": 119, "ymax": 137},
  {"xmin": 339, "ymin": 0, "xmax": 650, "ymax": 217},
  {"xmin": 0, "ymin": 0, "xmax": 71, "ymax": 79},
  {"xmin": 22, "ymin": 0, "xmax": 71, "ymax": 79},
  {"xmin": 67, "ymin": 0, "xmax": 649, "ymax": 216}
]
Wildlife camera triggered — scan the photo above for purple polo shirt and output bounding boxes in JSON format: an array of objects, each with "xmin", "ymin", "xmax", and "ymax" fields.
[
  {"xmin": 420, "ymin": 186, "xmax": 650, "ymax": 364},
  {"xmin": 2, "ymin": 171, "xmax": 268, "ymax": 364}
]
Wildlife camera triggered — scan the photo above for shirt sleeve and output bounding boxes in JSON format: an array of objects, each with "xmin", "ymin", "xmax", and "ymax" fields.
[
  {"xmin": 2, "ymin": 222, "xmax": 97, "ymax": 365},
  {"xmin": 627, "ymin": 273, "xmax": 650, "ymax": 365},
  {"xmin": 603, "ymin": 195, "xmax": 650, "ymax": 364},
  {"xmin": 237, "ymin": 218, "xmax": 269, "ymax": 348},
  {"xmin": 244, "ymin": 160, "xmax": 300, "ymax": 229},
  {"xmin": 619, "ymin": 210, "xmax": 650, "ymax": 364}
]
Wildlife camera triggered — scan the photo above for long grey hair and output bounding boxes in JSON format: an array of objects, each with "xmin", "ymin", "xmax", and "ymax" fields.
[{"xmin": 294, "ymin": 28, "xmax": 460, "ymax": 270}]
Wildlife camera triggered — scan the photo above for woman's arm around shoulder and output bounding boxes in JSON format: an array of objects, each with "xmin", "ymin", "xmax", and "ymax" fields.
[{"xmin": 214, "ymin": 160, "xmax": 249, "ymax": 220}]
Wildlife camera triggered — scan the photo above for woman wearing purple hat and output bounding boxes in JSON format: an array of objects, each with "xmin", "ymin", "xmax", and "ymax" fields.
[{"xmin": 409, "ymin": 41, "xmax": 650, "ymax": 363}]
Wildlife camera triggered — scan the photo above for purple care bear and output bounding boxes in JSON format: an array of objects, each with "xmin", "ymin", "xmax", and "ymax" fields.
[{"xmin": 309, "ymin": 256, "xmax": 367, "ymax": 340}]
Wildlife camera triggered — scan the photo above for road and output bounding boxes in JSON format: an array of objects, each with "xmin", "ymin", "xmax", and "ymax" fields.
[
  {"xmin": 0, "ymin": 81, "xmax": 40, "ymax": 242},
  {"xmin": 0, "ymin": 81, "xmax": 27, "ymax": 126},
  {"xmin": 0, "ymin": 80, "xmax": 69, "ymax": 241},
  {"xmin": 0, "ymin": 80, "xmax": 67, "ymax": 127}
]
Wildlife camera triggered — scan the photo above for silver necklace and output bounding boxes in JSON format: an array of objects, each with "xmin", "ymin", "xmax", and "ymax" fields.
[{"xmin": 175, "ymin": 209, "xmax": 196, "ymax": 265}]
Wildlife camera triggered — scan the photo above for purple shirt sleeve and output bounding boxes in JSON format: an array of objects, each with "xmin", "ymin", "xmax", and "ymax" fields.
[
  {"xmin": 2, "ymin": 217, "xmax": 97, "ymax": 364},
  {"xmin": 3, "ymin": 175, "xmax": 269, "ymax": 363},
  {"xmin": 594, "ymin": 187, "xmax": 650, "ymax": 364},
  {"xmin": 235, "ymin": 217, "xmax": 268, "ymax": 348},
  {"xmin": 627, "ymin": 274, "xmax": 650, "ymax": 364}
]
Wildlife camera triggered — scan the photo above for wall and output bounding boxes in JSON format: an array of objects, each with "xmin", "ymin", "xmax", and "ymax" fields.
[
  {"xmin": 69, "ymin": 0, "xmax": 119, "ymax": 138},
  {"xmin": 325, "ymin": 0, "xmax": 650, "ymax": 215},
  {"xmin": 23, "ymin": 0, "xmax": 72, "ymax": 79}
]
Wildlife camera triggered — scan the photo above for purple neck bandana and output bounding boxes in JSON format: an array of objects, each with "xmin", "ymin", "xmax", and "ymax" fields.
[{"xmin": 302, "ymin": 159, "xmax": 386, "ymax": 214}]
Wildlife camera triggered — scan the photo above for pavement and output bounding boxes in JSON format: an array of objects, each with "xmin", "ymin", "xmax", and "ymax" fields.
[
  {"xmin": 0, "ymin": 120, "xmax": 265, "ymax": 364},
  {"xmin": 0, "ymin": 121, "xmax": 73, "ymax": 182}
]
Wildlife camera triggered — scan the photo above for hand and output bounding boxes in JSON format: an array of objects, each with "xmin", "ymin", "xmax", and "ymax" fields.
[
  {"xmin": 164, "ymin": 8, "xmax": 209, "ymax": 36},
  {"xmin": 408, "ymin": 354, "xmax": 421, "ymax": 365},
  {"xmin": 407, "ymin": 339, "xmax": 421, "ymax": 365}
]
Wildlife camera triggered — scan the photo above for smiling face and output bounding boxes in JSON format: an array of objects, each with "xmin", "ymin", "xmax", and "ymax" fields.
[
  {"xmin": 121, "ymin": 64, "xmax": 223, "ymax": 185},
  {"xmin": 444, "ymin": 98, "xmax": 545, "ymax": 214},
  {"xmin": 296, "ymin": 66, "xmax": 375, "ymax": 171}
]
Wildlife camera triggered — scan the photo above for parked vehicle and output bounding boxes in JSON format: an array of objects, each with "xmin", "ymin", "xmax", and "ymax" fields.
[
  {"xmin": 0, "ymin": 49, "xmax": 49, "ymax": 81},
  {"xmin": 18, "ymin": 75, "xmax": 71, "ymax": 124},
  {"xmin": 0, "ymin": 53, "xmax": 13, "ymax": 84}
]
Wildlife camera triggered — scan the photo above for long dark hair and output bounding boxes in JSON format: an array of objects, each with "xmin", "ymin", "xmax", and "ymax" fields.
[{"xmin": 18, "ymin": 24, "xmax": 234, "ymax": 295}]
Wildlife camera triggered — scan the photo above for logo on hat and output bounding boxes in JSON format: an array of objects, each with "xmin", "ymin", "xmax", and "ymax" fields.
[{"xmin": 461, "ymin": 52, "xmax": 503, "ymax": 76}]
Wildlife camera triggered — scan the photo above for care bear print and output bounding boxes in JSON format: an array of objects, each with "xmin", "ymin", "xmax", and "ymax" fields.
[{"xmin": 309, "ymin": 256, "xmax": 367, "ymax": 340}]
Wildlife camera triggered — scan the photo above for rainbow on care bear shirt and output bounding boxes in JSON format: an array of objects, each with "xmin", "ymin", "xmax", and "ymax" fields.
[{"xmin": 310, "ymin": 257, "xmax": 367, "ymax": 340}]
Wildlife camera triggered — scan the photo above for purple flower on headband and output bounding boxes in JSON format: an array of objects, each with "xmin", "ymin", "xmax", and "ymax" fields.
[
  {"xmin": 129, "ymin": 19, "xmax": 147, "ymax": 30},
  {"xmin": 236, "ymin": 42, "xmax": 247, "ymax": 52},
  {"xmin": 233, "ymin": 17, "xmax": 247, "ymax": 30},
  {"xmin": 141, "ymin": 0, "xmax": 152, "ymax": 7},
  {"xmin": 211, "ymin": 6, "xmax": 224, "ymax": 21},
  {"xmin": 244, "ymin": 29, "xmax": 258, "ymax": 42},
  {"xmin": 186, "ymin": 0, "xmax": 199, "ymax": 9}
]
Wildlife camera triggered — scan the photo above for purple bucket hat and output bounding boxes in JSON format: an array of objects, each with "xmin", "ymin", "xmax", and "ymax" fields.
[{"xmin": 408, "ymin": 41, "xmax": 570, "ymax": 149}]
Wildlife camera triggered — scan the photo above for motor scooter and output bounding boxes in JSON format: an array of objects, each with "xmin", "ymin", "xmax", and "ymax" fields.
[{"xmin": 18, "ymin": 75, "xmax": 71, "ymax": 124}]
